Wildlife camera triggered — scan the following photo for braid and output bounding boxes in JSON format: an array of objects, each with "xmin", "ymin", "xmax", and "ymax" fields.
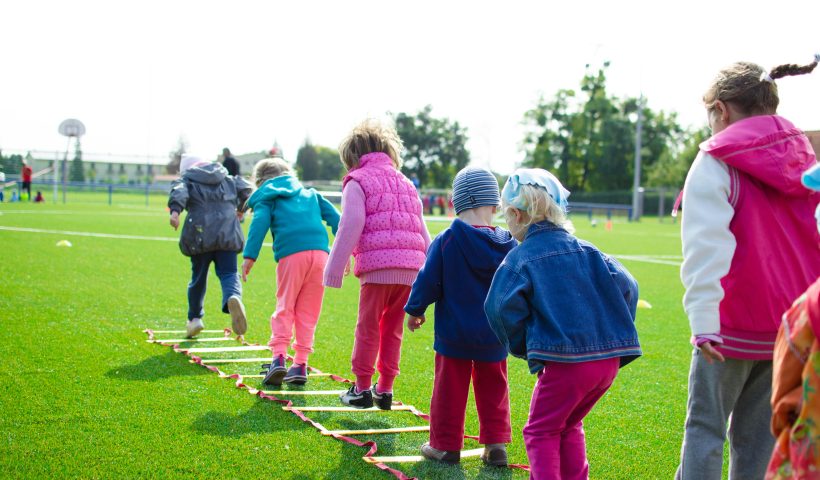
[{"xmin": 770, "ymin": 59, "xmax": 818, "ymax": 80}]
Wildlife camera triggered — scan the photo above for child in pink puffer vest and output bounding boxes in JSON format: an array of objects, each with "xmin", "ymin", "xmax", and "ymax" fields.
[{"xmin": 324, "ymin": 119, "xmax": 431, "ymax": 410}]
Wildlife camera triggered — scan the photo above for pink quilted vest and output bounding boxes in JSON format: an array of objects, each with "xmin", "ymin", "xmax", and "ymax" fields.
[
  {"xmin": 343, "ymin": 152, "xmax": 427, "ymax": 275},
  {"xmin": 701, "ymin": 115, "xmax": 820, "ymax": 360}
]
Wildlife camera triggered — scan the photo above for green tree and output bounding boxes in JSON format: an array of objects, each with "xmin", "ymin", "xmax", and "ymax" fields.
[
  {"xmin": 295, "ymin": 139, "xmax": 320, "ymax": 181},
  {"xmin": 0, "ymin": 152, "xmax": 23, "ymax": 175},
  {"xmin": 316, "ymin": 146, "xmax": 344, "ymax": 181},
  {"xmin": 167, "ymin": 135, "xmax": 188, "ymax": 174},
  {"xmin": 394, "ymin": 105, "xmax": 470, "ymax": 188},
  {"xmin": 69, "ymin": 140, "xmax": 85, "ymax": 182},
  {"xmin": 522, "ymin": 64, "xmax": 684, "ymax": 192},
  {"xmin": 646, "ymin": 126, "xmax": 710, "ymax": 187}
]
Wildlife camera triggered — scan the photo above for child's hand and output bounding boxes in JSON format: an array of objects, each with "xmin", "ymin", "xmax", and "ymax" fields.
[
  {"xmin": 169, "ymin": 211, "xmax": 180, "ymax": 230},
  {"xmin": 407, "ymin": 314, "xmax": 425, "ymax": 331},
  {"xmin": 344, "ymin": 257, "xmax": 352, "ymax": 276},
  {"xmin": 236, "ymin": 210, "xmax": 244, "ymax": 221},
  {"xmin": 241, "ymin": 258, "xmax": 255, "ymax": 282},
  {"xmin": 700, "ymin": 342, "xmax": 725, "ymax": 364}
]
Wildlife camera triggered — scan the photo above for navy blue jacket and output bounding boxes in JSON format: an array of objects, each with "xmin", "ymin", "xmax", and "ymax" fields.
[
  {"xmin": 405, "ymin": 218, "xmax": 517, "ymax": 362},
  {"xmin": 484, "ymin": 221, "xmax": 641, "ymax": 373}
]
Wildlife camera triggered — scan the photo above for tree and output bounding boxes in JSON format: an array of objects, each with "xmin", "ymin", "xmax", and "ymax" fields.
[
  {"xmin": 0, "ymin": 152, "xmax": 23, "ymax": 175},
  {"xmin": 394, "ymin": 105, "xmax": 471, "ymax": 188},
  {"xmin": 69, "ymin": 139, "xmax": 85, "ymax": 182},
  {"xmin": 646, "ymin": 126, "xmax": 710, "ymax": 187},
  {"xmin": 166, "ymin": 135, "xmax": 188, "ymax": 174},
  {"xmin": 522, "ymin": 64, "xmax": 685, "ymax": 192},
  {"xmin": 316, "ymin": 146, "xmax": 344, "ymax": 181},
  {"xmin": 295, "ymin": 139, "xmax": 320, "ymax": 181}
]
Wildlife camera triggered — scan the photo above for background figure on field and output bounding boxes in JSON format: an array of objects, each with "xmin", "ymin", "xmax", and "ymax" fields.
[
  {"xmin": 21, "ymin": 160, "xmax": 32, "ymax": 201},
  {"xmin": 222, "ymin": 147, "xmax": 240, "ymax": 177}
]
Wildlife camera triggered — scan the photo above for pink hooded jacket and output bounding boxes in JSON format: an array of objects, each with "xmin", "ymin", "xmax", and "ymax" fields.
[{"xmin": 700, "ymin": 115, "xmax": 820, "ymax": 359}]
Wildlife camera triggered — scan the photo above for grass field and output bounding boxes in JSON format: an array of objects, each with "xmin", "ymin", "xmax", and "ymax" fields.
[{"xmin": 0, "ymin": 198, "xmax": 697, "ymax": 479}]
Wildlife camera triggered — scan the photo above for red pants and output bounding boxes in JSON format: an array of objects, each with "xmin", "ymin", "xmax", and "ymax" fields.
[
  {"xmin": 429, "ymin": 353, "xmax": 512, "ymax": 451},
  {"xmin": 351, "ymin": 283, "xmax": 411, "ymax": 392}
]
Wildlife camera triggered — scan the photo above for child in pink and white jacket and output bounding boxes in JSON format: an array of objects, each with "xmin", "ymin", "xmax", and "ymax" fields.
[
  {"xmin": 677, "ymin": 56, "xmax": 820, "ymax": 480},
  {"xmin": 324, "ymin": 119, "xmax": 431, "ymax": 410}
]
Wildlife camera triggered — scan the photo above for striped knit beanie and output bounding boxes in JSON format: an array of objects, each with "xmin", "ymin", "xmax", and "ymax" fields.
[{"xmin": 452, "ymin": 167, "xmax": 501, "ymax": 215}]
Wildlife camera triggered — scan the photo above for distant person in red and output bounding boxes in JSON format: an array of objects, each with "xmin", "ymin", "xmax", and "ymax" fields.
[
  {"xmin": 34, "ymin": 191, "xmax": 45, "ymax": 203},
  {"xmin": 21, "ymin": 160, "xmax": 33, "ymax": 201}
]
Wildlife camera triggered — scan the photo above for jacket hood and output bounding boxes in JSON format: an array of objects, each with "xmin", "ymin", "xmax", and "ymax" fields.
[
  {"xmin": 182, "ymin": 162, "xmax": 228, "ymax": 185},
  {"xmin": 247, "ymin": 175, "xmax": 303, "ymax": 208},
  {"xmin": 450, "ymin": 218, "xmax": 516, "ymax": 275},
  {"xmin": 701, "ymin": 115, "xmax": 817, "ymax": 196}
]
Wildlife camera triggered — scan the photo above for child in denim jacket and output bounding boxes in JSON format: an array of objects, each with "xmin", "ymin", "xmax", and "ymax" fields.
[{"xmin": 485, "ymin": 168, "xmax": 641, "ymax": 479}]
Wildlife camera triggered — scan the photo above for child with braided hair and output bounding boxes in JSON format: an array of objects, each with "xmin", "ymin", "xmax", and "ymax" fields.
[{"xmin": 676, "ymin": 54, "xmax": 820, "ymax": 480}]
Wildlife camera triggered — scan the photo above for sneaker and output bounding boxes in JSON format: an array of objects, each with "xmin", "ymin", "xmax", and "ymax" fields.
[
  {"xmin": 420, "ymin": 442, "xmax": 460, "ymax": 464},
  {"xmin": 186, "ymin": 318, "xmax": 204, "ymax": 338},
  {"xmin": 226, "ymin": 296, "xmax": 247, "ymax": 336},
  {"xmin": 283, "ymin": 364, "xmax": 308, "ymax": 385},
  {"xmin": 481, "ymin": 443, "xmax": 508, "ymax": 467},
  {"xmin": 371, "ymin": 384, "xmax": 392, "ymax": 410},
  {"xmin": 339, "ymin": 384, "xmax": 373, "ymax": 408},
  {"xmin": 262, "ymin": 355, "xmax": 287, "ymax": 386}
]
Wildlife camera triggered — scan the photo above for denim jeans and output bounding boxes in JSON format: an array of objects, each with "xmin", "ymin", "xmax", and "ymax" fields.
[{"xmin": 187, "ymin": 250, "xmax": 241, "ymax": 320}]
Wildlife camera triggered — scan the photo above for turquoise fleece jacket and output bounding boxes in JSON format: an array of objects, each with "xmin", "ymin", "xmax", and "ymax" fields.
[{"xmin": 243, "ymin": 175, "xmax": 340, "ymax": 262}]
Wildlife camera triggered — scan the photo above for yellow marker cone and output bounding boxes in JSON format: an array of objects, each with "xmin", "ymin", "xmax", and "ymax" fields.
[
  {"xmin": 637, "ymin": 299, "xmax": 652, "ymax": 309},
  {"xmin": 56, "ymin": 240, "xmax": 72, "ymax": 247}
]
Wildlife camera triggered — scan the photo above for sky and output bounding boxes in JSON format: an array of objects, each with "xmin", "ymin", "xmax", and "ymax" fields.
[{"xmin": 1, "ymin": 0, "xmax": 818, "ymax": 174}]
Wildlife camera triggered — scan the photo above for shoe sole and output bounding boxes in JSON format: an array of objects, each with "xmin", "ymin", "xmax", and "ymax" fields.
[
  {"xmin": 227, "ymin": 297, "xmax": 247, "ymax": 336},
  {"xmin": 283, "ymin": 376, "xmax": 307, "ymax": 385},
  {"xmin": 339, "ymin": 396, "xmax": 373, "ymax": 409},
  {"xmin": 421, "ymin": 447, "xmax": 460, "ymax": 465},
  {"xmin": 186, "ymin": 323, "xmax": 204, "ymax": 339},
  {"xmin": 263, "ymin": 368, "xmax": 287, "ymax": 386}
]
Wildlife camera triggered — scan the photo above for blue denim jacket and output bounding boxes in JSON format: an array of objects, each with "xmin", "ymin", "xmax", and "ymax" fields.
[{"xmin": 484, "ymin": 221, "xmax": 641, "ymax": 373}]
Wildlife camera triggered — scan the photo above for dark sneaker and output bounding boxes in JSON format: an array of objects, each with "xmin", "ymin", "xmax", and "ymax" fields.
[
  {"xmin": 481, "ymin": 443, "xmax": 508, "ymax": 467},
  {"xmin": 420, "ymin": 442, "xmax": 460, "ymax": 464},
  {"xmin": 283, "ymin": 364, "xmax": 308, "ymax": 385},
  {"xmin": 226, "ymin": 296, "xmax": 247, "ymax": 336},
  {"xmin": 371, "ymin": 384, "xmax": 392, "ymax": 410},
  {"xmin": 339, "ymin": 384, "xmax": 373, "ymax": 408},
  {"xmin": 186, "ymin": 318, "xmax": 204, "ymax": 338},
  {"xmin": 262, "ymin": 355, "xmax": 287, "ymax": 386}
]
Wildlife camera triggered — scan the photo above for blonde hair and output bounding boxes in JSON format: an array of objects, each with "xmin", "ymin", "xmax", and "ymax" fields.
[
  {"xmin": 252, "ymin": 158, "xmax": 292, "ymax": 187},
  {"xmin": 703, "ymin": 58, "xmax": 818, "ymax": 115},
  {"xmin": 338, "ymin": 118, "xmax": 403, "ymax": 171},
  {"xmin": 503, "ymin": 183, "xmax": 575, "ymax": 234}
]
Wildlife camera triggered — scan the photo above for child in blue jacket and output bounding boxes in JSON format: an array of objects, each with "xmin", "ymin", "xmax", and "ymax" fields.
[
  {"xmin": 241, "ymin": 158, "xmax": 340, "ymax": 386},
  {"xmin": 485, "ymin": 168, "xmax": 641, "ymax": 479},
  {"xmin": 405, "ymin": 167, "xmax": 517, "ymax": 467}
]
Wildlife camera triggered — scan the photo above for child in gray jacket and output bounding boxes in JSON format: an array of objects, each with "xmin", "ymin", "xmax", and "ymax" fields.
[{"xmin": 168, "ymin": 154, "xmax": 253, "ymax": 339}]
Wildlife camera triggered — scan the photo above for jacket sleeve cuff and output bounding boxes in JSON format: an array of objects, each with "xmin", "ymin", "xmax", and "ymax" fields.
[
  {"xmin": 404, "ymin": 305, "xmax": 425, "ymax": 317},
  {"xmin": 687, "ymin": 307, "xmax": 721, "ymax": 336},
  {"xmin": 324, "ymin": 273, "xmax": 343, "ymax": 289},
  {"xmin": 691, "ymin": 333, "xmax": 723, "ymax": 347}
]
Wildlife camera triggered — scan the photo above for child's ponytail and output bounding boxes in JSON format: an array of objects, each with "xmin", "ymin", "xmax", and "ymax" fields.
[{"xmin": 769, "ymin": 54, "xmax": 820, "ymax": 80}]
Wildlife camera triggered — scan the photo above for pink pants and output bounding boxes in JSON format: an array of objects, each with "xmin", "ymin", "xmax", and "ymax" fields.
[
  {"xmin": 351, "ymin": 283, "xmax": 411, "ymax": 392},
  {"xmin": 524, "ymin": 358, "xmax": 620, "ymax": 480},
  {"xmin": 430, "ymin": 353, "xmax": 512, "ymax": 451},
  {"xmin": 269, "ymin": 250, "xmax": 328, "ymax": 365}
]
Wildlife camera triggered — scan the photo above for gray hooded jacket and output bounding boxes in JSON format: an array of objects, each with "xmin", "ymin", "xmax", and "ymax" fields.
[{"xmin": 168, "ymin": 163, "xmax": 252, "ymax": 256}]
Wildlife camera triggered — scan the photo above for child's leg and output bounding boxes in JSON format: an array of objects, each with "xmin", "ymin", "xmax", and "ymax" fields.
[
  {"xmin": 523, "ymin": 358, "xmax": 618, "ymax": 480},
  {"xmin": 675, "ymin": 352, "xmax": 760, "ymax": 480},
  {"xmin": 212, "ymin": 250, "xmax": 241, "ymax": 314},
  {"xmin": 429, "ymin": 353, "xmax": 472, "ymax": 452},
  {"xmin": 727, "ymin": 360, "xmax": 774, "ymax": 480},
  {"xmin": 351, "ymin": 284, "xmax": 392, "ymax": 391},
  {"xmin": 269, "ymin": 252, "xmax": 310, "ymax": 358},
  {"xmin": 290, "ymin": 251, "xmax": 328, "ymax": 365},
  {"xmin": 472, "ymin": 358, "xmax": 512, "ymax": 446},
  {"xmin": 374, "ymin": 284, "xmax": 411, "ymax": 392},
  {"xmin": 187, "ymin": 253, "xmax": 212, "ymax": 320}
]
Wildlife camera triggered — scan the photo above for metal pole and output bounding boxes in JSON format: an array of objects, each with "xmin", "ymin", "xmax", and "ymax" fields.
[
  {"xmin": 630, "ymin": 95, "xmax": 643, "ymax": 221},
  {"xmin": 53, "ymin": 152, "xmax": 59, "ymax": 204},
  {"xmin": 62, "ymin": 136, "xmax": 71, "ymax": 204}
]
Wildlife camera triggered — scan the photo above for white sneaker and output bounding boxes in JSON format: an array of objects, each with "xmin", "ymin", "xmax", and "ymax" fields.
[
  {"xmin": 227, "ymin": 296, "xmax": 247, "ymax": 336},
  {"xmin": 186, "ymin": 318, "xmax": 204, "ymax": 338}
]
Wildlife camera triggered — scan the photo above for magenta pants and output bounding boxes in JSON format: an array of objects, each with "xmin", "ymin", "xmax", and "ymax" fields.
[
  {"xmin": 524, "ymin": 358, "xmax": 620, "ymax": 480},
  {"xmin": 269, "ymin": 250, "xmax": 328, "ymax": 365},
  {"xmin": 429, "ymin": 353, "xmax": 512, "ymax": 451},
  {"xmin": 351, "ymin": 283, "xmax": 411, "ymax": 392}
]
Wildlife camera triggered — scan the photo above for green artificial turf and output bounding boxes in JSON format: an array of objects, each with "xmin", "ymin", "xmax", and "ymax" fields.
[{"xmin": 0, "ymin": 200, "xmax": 698, "ymax": 479}]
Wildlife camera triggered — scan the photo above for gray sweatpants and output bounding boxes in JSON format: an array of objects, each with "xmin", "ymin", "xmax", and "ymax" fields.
[{"xmin": 675, "ymin": 349, "xmax": 774, "ymax": 480}]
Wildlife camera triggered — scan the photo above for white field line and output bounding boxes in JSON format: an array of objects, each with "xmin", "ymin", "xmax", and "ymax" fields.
[
  {"xmin": 0, "ymin": 224, "xmax": 682, "ymax": 267},
  {"xmin": 0, "ymin": 210, "xmax": 165, "ymax": 217}
]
